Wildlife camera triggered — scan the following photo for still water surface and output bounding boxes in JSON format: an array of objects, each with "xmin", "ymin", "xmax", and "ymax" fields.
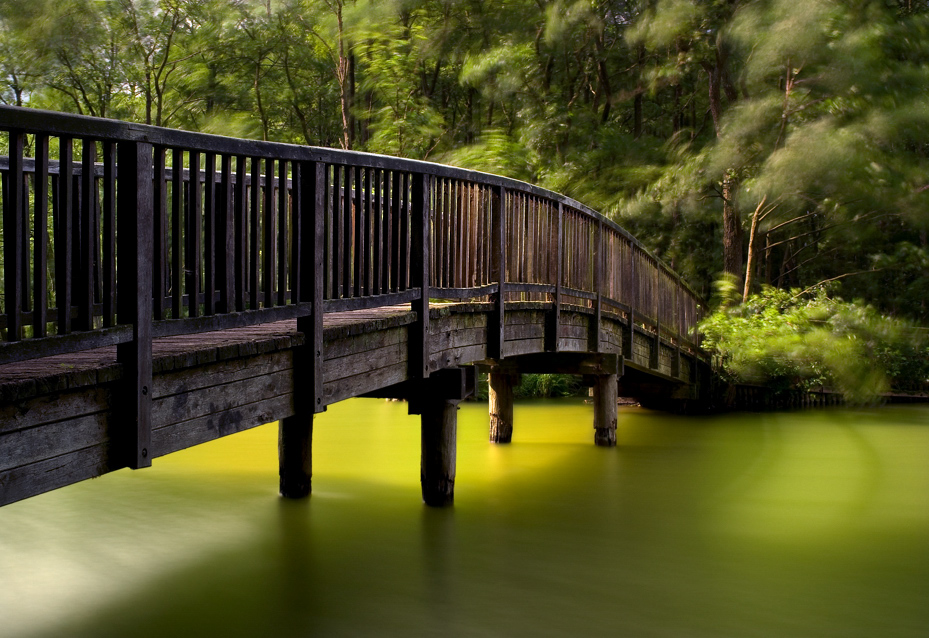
[{"xmin": 2, "ymin": 400, "xmax": 928, "ymax": 637}]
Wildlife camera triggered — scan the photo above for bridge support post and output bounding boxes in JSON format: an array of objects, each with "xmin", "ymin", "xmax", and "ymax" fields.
[
  {"xmin": 279, "ymin": 415, "xmax": 313, "ymax": 498},
  {"xmin": 593, "ymin": 373, "xmax": 618, "ymax": 447},
  {"xmin": 420, "ymin": 396, "xmax": 459, "ymax": 507},
  {"xmin": 489, "ymin": 366, "xmax": 519, "ymax": 443},
  {"xmin": 407, "ymin": 368, "xmax": 474, "ymax": 506}
]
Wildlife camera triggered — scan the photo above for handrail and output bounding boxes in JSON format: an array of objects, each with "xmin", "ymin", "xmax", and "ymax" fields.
[{"xmin": 0, "ymin": 104, "xmax": 704, "ymax": 366}]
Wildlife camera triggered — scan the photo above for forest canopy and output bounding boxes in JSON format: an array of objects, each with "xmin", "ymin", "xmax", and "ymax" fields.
[{"xmin": 1, "ymin": 0, "xmax": 927, "ymax": 326}]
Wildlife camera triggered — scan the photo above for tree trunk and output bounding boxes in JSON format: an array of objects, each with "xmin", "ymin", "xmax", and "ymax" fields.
[
  {"xmin": 743, "ymin": 196, "xmax": 768, "ymax": 301},
  {"xmin": 722, "ymin": 172, "xmax": 743, "ymax": 284}
]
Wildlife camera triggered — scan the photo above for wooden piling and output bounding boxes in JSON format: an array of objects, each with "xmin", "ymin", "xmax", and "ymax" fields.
[
  {"xmin": 593, "ymin": 373, "xmax": 618, "ymax": 447},
  {"xmin": 421, "ymin": 398, "xmax": 458, "ymax": 507},
  {"xmin": 489, "ymin": 367, "xmax": 518, "ymax": 443},
  {"xmin": 279, "ymin": 415, "xmax": 313, "ymax": 498}
]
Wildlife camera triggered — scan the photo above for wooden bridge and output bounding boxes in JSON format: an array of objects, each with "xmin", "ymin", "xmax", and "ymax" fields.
[{"xmin": 0, "ymin": 106, "xmax": 707, "ymax": 508}]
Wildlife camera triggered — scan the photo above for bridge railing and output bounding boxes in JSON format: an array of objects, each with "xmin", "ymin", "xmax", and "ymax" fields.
[{"xmin": 0, "ymin": 105, "xmax": 704, "ymax": 373}]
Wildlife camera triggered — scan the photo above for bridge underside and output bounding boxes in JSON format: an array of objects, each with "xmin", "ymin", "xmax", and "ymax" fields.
[{"xmin": 0, "ymin": 303, "xmax": 707, "ymax": 507}]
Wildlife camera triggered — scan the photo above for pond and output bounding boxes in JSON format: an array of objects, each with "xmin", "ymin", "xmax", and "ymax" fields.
[{"xmin": 2, "ymin": 399, "xmax": 928, "ymax": 637}]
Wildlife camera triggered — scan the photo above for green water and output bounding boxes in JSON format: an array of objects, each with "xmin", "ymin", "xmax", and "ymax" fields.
[{"xmin": 2, "ymin": 400, "xmax": 928, "ymax": 637}]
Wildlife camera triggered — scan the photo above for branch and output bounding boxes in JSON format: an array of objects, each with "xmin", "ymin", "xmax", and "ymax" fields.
[{"xmin": 791, "ymin": 269, "xmax": 886, "ymax": 299}]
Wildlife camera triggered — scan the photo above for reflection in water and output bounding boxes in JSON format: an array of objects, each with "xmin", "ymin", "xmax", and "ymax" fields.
[{"xmin": 1, "ymin": 400, "xmax": 928, "ymax": 637}]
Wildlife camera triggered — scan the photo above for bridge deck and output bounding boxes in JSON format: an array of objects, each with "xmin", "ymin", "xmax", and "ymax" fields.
[{"xmin": 0, "ymin": 302, "xmax": 699, "ymax": 507}]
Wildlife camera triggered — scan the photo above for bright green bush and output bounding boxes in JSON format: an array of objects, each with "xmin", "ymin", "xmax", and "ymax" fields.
[{"xmin": 699, "ymin": 277, "xmax": 929, "ymax": 404}]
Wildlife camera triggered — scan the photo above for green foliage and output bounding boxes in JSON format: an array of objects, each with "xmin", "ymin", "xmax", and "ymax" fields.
[
  {"xmin": 699, "ymin": 277, "xmax": 929, "ymax": 403},
  {"xmin": 514, "ymin": 374, "xmax": 584, "ymax": 399},
  {"xmin": 1, "ymin": 0, "xmax": 928, "ymax": 325},
  {"xmin": 472, "ymin": 372, "xmax": 584, "ymax": 400}
]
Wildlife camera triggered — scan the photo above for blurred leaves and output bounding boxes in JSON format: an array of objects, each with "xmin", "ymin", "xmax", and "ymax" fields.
[{"xmin": 700, "ymin": 278, "xmax": 929, "ymax": 403}]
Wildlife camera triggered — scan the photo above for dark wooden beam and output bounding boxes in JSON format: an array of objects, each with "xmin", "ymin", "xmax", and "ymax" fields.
[{"xmin": 116, "ymin": 140, "xmax": 154, "ymax": 470}]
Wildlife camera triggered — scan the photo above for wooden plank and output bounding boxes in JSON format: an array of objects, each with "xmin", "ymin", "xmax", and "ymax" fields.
[
  {"xmin": 502, "ymin": 339, "xmax": 545, "ymax": 358},
  {"xmin": 0, "ymin": 438, "xmax": 124, "ymax": 507},
  {"xmin": 0, "ymin": 386, "xmax": 111, "ymax": 434},
  {"xmin": 428, "ymin": 344, "xmax": 487, "ymax": 371},
  {"xmin": 324, "ymin": 327, "xmax": 403, "ymax": 359},
  {"xmin": 152, "ymin": 367, "xmax": 293, "ymax": 427},
  {"xmin": 152, "ymin": 350, "xmax": 293, "ymax": 399},
  {"xmin": 0, "ymin": 411, "xmax": 109, "ymax": 472},
  {"xmin": 323, "ymin": 360, "xmax": 408, "ymax": 405},
  {"xmin": 153, "ymin": 393, "xmax": 294, "ymax": 458},
  {"xmin": 323, "ymin": 341, "xmax": 406, "ymax": 380}
]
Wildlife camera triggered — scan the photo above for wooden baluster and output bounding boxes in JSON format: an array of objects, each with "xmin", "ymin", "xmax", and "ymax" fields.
[
  {"xmin": 234, "ymin": 156, "xmax": 247, "ymax": 311},
  {"xmin": 249, "ymin": 157, "xmax": 260, "ymax": 310},
  {"xmin": 372, "ymin": 168, "xmax": 383, "ymax": 295},
  {"xmin": 263, "ymin": 157, "xmax": 276, "ymax": 308},
  {"xmin": 102, "ymin": 142, "xmax": 116, "ymax": 328},
  {"xmin": 188, "ymin": 151, "xmax": 202, "ymax": 317},
  {"xmin": 172, "ymin": 148, "xmax": 184, "ymax": 318},
  {"xmin": 341, "ymin": 165, "xmax": 352, "ymax": 297},
  {"xmin": 55, "ymin": 136, "xmax": 72, "ymax": 335},
  {"xmin": 153, "ymin": 146, "xmax": 167, "ymax": 320},
  {"xmin": 364, "ymin": 167, "xmax": 374, "ymax": 297},
  {"xmin": 75, "ymin": 139, "xmax": 96, "ymax": 331},
  {"xmin": 278, "ymin": 159, "xmax": 289, "ymax": 306},
  {"xmin": 217, "ymin": 154, "xmax": 234, "ymax": 314},
  {"xmin": 32, "ymin": 135, "xmax": 49, "ymax": 337},
  {"xmin": 3, "ymin": 130, "xmax": 24, "ymax": 340},
  {"xmin": 203, "ymin": 153, "xmax": 217, "ymax": 316}
]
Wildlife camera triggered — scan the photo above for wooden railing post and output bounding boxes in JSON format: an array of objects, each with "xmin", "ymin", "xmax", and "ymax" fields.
[
  {"xmin": 545, "ymin": 202, "xmax": 563, "ymax": 352},
  {"xmin": 279, "ymin": 160, "xmax": 326, "ymax": 499},
  {"xmin": 410, "ymin": 172, "xmax": 431, "ymax": 378},
  {"xmin": 116, "ymin": 140, "xmax": 154, "ymax": 469},
  {"xmin": 489, "ymin": 185, "xmax": 506, "ymax": 360},
  {"xmin": 589, "ymin": 218, "xmax": 603, "ymax": 353}
]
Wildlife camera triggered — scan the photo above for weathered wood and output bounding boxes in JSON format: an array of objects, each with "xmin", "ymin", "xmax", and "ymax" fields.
[
  {"xmin": 153, "ymin": 393, "xmax": 294, "ymax": 458},
  {"xmin": 279, "ymin": 414, "xmax": 312, "ymax": 498},
  {"xmin": 3, "ymin": 131, "xmax": 28, "ymax": 341},
  {"xmin": 116, "ymin": 140, "xmax": 154, "ymax": 469},
  {"xmin": 488, "ymin": 367, "xmax": 518, "ymax": 443},
  {"xmin": 188, "ymin": 151, "xmax": 202, "ymax": 318},
  {"xmin": 593, "ymin": 373, "xmax": 618, "ymax": 447},
  {"xmin": 0, "ymin": 104, "xmax": 714, "ymax": 508},
  {"xmin": 409, "ymin": 172, "xmax": 430, "ymax": 378},
  {"xmin": 420, "ymin": 396, "xmax": 458, "ymax": 507},
  {"xmin": 489, "ymin": 185, "xmax": 506, "ymax": 359}
]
